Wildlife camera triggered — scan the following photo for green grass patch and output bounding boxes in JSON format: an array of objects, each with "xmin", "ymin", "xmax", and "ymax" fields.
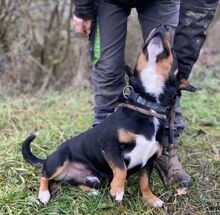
[{"xmin": 0, "ymin": 67, "xmax": 220, "ymax": 214}]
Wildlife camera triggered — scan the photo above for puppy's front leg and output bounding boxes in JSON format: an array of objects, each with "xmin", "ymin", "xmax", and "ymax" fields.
[
  {"xmin": 102, "ymin": 150, "xmax": 127, "ymax": 202},
  {"xmin": 110, "ymin": 163, "xmax": 127, "ymax": 202},
  {"xmin": 140, "ymin": 158, "xmax": 164, "ymax": 208}
]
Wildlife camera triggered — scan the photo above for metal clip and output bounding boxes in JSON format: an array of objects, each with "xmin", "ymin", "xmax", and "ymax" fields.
[{"xmin": 123, "ymin": 85, "xmax": 133, "ymax": 99}]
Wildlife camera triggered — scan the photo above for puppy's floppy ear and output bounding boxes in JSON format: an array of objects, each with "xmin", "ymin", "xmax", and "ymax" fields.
[
  {"xmin": 179, "ymin": 79, "xmax": 197, "ymax": 92},
  {"xmin": 125, "ymin": 65, "xmax": 133, "ymax": 77}
]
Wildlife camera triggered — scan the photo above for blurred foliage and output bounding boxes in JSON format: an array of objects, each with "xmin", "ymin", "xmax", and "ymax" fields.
[
  {"xmin": 0, "ymin": 2, "xmax": 219, "ymax": 95},
  {"xmin": 0, "ymin": 0, "xmax": 91, "ymax": 94}
]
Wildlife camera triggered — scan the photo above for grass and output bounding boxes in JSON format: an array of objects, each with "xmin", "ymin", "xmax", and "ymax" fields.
[{"xmin": 0, "ymin": 65, "xmax": 220, "ymax": 215}]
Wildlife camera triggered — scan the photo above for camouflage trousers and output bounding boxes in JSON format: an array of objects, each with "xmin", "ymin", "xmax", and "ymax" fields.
[
  {"xmin": 174, "ymin": 0, "xmax": 219, "ymax": 80},
  {"xmin": 172, "ymin": 97, "xmax": 185, "ymax": 139}
]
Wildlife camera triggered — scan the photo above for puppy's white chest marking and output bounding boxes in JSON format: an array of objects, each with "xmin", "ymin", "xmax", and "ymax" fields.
[
  {"xmin": 140, "ymin": 43, "xmax": 165, "ymax": 100},
  {"xmin": 124, "ymin": 135, "xmax": 159, "ymax": 170}
]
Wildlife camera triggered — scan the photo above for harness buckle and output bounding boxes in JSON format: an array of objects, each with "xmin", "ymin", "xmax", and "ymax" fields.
[{"xmin": 123, "ymin": 85, "xmax": 133, "ymax": 99}]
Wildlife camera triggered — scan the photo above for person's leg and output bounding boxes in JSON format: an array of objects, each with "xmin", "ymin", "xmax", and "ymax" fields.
[
  {"xmin": 136, "ymin": 0, "xmax": 192, "ymax": 188},
  {"xmin": 174, "ymin": 0, "xmax": 219, "ymax": 80},
  {"xmin": 89, "ymin": 2, "xmax": 131, "ymax": 125},
  {"xmin": 136, "ymin": 0, "xmax": 180, "ymax": 45},
  {"xmin": 155, "ymin": 96, "xmax": 191, "ymax": 188},
  {"xmin": 167, "ymin": 0, "xmax": 219, "ymax": 187},
  {"xmin": 137, "ymin": 0, "xmax": 219, "ymax": 188}
]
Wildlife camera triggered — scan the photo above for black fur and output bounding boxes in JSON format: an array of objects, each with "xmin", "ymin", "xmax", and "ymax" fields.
[{"xmin": 22, "ymin": 133, "xmax": 44, "ymax": 167}]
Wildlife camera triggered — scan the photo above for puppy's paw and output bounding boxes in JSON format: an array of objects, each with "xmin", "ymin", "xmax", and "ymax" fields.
[
  {"xmin": 153, "ymin": 198, "xmax": 164, "ymax": 208},
  {"xmin": 38, "ymin": 190, "xmax": 51, "ymax": 205},
  {"xmin": 85, "ymin": 176, "xmax": 100, "ymax": 187},
  {"xmin": 115, "ymin": 192, "xmax": 124, "ymax": 202},
  {"xmin": 110, "ymin": 188, "xmax": 124, "ymax": 202},
  {"xmin": 142, "ymin": 195, "xmax": 164, "ymax": 208},
  {"xmin": 88, "ymin": 188, "xmax": 99, "ymax": 196}
]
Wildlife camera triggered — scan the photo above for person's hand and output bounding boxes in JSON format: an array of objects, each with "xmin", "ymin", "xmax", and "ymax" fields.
[{"xmin": 73, "ymin": 15, "xmax": 92, "ymax": 37}]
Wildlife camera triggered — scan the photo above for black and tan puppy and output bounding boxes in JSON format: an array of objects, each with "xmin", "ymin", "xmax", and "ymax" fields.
[{"xmin": 22, "ymin": 25, "xmax": 194, "ymax": 207}]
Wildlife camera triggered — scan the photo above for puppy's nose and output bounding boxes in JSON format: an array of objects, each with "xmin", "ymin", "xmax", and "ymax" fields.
[
  {"xmin": 157, "ymin": 24, "xmax": 168, "ymax": 32},
  {"xmin": 164, "ymin": 25, "xmax": 169, "ymax": 30}
]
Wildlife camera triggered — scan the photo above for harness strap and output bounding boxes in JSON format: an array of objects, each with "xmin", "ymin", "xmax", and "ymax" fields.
[
  {"xmin": 115, "ymin": 103, "xmax": 167, "ymax": 120},
  {"xmin": 128, "ymin": 90, "xmax": 168, "ymax": 114}
]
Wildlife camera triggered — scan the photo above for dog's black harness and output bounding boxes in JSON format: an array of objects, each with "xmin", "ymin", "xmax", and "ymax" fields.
[
  {"xmin": 125, "ymin": 87, "xmax": 168, "ymax": 114},
  {"xmin": 116, "ymin": 85, "xmax": 169, "ymax": 120}
]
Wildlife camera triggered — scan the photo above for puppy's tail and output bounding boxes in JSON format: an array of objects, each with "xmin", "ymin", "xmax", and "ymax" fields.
[{"xmin": 22, "ymin": 132, "xmax": 45, "ymax": 167}]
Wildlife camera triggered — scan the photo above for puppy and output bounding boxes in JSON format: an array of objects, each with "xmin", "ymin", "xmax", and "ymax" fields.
[{"xmin": 22, "ymin": 25, "xmax": 194, "ymax": 207}]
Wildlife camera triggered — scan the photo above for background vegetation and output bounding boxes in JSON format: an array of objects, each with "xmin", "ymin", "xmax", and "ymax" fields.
[
  {"xmin": 0, "ymin": 1, "xmax": 219, "ymax": 214},
  {"xmin": 0, "ymin": 1, "xmax": 220, "ymax": 94}
]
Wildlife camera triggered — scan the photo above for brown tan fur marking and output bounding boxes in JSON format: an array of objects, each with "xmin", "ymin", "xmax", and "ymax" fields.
[
  {"xmin": 39, "ymin": 177, "xmax": 49, "ymax": 193},
  {"xmin": 136, "ymin": 52, "xmax": 148, "ymax": 74},
  {"xmin": 139, "ymin": 170, "xmax": 160, "ymax": 206},
  {"xmin": 165, "ymin": 32, "xmax": 171, "ymax": 48},
  {"xmin": 156, "ymin": 31, "xmax": 173, "ymax": 80},
  {"xmin": 101, "ymin": 152, "xmax": 127, "ymax": 196},
  {"xmin": 49, "ymin": 160, "xmax": 69, "ymax": 180},
  {"xmin": 156, "ymin": 54, "xmax": 173, "ymax": 81},
  {"xmin": 118, "ymin": 128, "xmax": 136, "ymax": 144},
  {"xmin": 38, "ymin": 176, "xmax": 51, "ymax": 204},
  {"xmin": 110, "ymin": 163, "xmax": 127, "ymax": 199}
]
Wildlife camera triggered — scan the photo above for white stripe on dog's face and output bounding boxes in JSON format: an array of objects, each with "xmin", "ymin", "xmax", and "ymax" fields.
[
  {"xmin": 140, "ymin": 36, "xmax": 166, "ymax": 100},
  {"xmin": 147, "ymin": 36, "xmax": 164, "ymax": 61},
  {"xmin": 140, "ymin": 62, "xmax": 164, "ymax": 100},
  {"xmin": 124, "ymin": 135, "xmax": 159, "ymax": 170}
]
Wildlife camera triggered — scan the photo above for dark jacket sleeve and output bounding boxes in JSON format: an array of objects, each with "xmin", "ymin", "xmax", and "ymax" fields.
[
  {"xmin": 173, "ymin": 0, "xmax": 219, "ymax": 80},
  {"xmin": 74, "ymin": 0, "xmax": 95, "ymax": 20}
]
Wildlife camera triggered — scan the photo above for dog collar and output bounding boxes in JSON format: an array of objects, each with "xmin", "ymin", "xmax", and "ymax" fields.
[{"xmin": 123, "ymin": 86, "xmax": 168, "ymax": 114}]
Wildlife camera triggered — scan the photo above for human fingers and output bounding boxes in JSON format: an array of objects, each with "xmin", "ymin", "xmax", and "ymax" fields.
[
  {"xmin": 84, "ymin": 20, "xmax": 92, "ymax": 36},
  {"xmin": 73, "ymin": 15, "xmax": 86, "ymax": 37}
]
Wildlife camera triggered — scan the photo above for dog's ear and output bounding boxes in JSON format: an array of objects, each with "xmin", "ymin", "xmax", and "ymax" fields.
[
  {"xmin": 125, "ymin": 65, "xmax": 133, "ymax": 77},
  {"xmin": 179, "ymin": 79, "xmax": 197, "ymax": 92}
]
